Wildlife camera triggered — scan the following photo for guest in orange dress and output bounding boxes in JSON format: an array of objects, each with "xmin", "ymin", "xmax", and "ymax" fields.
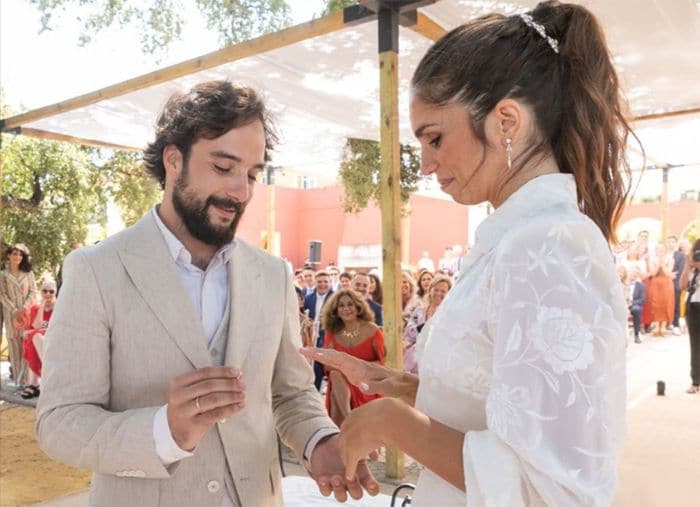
[
  {"xmin": 321, "ymin": 289, "xmax": 385, "ymax": 427},
  {"xmin": 648, "ymin": 245, "xmax": 675, "ymax": 336}
]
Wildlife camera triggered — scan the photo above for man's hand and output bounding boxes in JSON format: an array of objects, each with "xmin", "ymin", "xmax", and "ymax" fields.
[
  {"xmin": 167, "ymin": 366, "xmax": 245, "ymax": 451},
  {"xmin": 299, "ymin": 347, "xmax": 419, "ymax": 405},
  {"xmin": 309, "ymin": 434, "xmax": 380, "ymax": 502}
]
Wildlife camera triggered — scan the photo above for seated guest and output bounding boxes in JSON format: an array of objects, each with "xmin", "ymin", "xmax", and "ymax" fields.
[
  {"xmin": 16, "ymin": 279, "xmax": 57, "ymax": 399},
  {"xmin": 321, "ymin": 289, "xmax": 385, "ymax": 426}
]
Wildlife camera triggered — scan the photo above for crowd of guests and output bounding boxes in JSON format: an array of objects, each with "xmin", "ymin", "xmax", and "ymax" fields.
[
  {"xmin": 291, "ymin": 261, "xmax": 456, "ymax": 426},
  {"xmin": 615, "ymin": 232, "xmax": 691, "ymax": 342},
  {"xmin": 0, "ymin": 244, "xmax": 57, "ymax": 399},
  {"xmin": 295, "ymin": 231, "xmax": 700, "ymax": 411}
]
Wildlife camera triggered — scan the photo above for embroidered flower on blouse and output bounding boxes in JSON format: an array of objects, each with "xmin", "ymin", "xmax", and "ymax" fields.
[
  {"xmin": 487, "ymin": 384, "xmax": 531, "ymax": 437},
  {"xmin": 528, "ymin": 306, "xmax": 594, "ymax": 375}
]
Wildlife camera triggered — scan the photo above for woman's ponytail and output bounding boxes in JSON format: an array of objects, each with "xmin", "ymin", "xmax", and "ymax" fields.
[{"xmin": 546, "ymin": 2, "xmax": 637, "ymax": 243}]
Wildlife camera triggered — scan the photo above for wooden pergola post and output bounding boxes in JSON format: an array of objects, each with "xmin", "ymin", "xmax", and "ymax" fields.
[
  {"xmin": 661, "ymin": 165, "xmax": 669, "ymax": 240},
  {"xmin": 266, "ymin": 165, "xmax": 277, "ymax": 255},
  {"xmin": 377, "ymin": 4, "xmax": 404, "ymax": 480}
]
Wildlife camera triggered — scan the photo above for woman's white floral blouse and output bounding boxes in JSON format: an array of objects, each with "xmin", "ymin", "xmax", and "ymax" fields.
[{"xmin": 411, "ymin": 174, "xmax": 627, "ymax": 507}]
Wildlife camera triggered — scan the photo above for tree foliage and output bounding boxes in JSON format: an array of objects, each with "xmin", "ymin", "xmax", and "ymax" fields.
[
  {"xmin": 98, "ymin": 151, "xmax": 162, "ymax": 227},
  {"xmin": 1, "ymin": 108, "xmax": 160, "ymax": 276},
  {"xmin": 29, "ymin": 0, "xmax": 291, "ymax": 57},
  {"xmin": 1, "ymin": 134, "xmax": 104, "ymax": 277},
  {"xmin": 338, "ymin": 138, "xmax": 424, "ymax": 214},
  {"xmin": 324, "ymin": 0, "xmax": 356, "ymax": 14}
]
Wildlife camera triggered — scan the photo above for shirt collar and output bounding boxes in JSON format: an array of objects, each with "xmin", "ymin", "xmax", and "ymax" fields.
[
  {"xmin": 151, "ymin": 207, "xmax": 236, "ymax": 268},
  {"xmin": 461, "ymin": 174, "xmax": 577, "ymax": 274}
]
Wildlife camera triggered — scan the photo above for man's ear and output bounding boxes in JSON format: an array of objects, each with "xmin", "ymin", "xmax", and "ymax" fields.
[{"xmin": 163, "ymin": 145, "xmax": 182, "ymax": 178}]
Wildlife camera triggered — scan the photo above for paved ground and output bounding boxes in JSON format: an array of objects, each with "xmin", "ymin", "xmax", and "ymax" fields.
[{"xmin": 1, "ymin": 330, "xmax": 698, "ymax": 506}]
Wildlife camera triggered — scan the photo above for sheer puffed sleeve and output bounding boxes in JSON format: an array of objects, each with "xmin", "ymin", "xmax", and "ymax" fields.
[{"xmin": 463, "ymin": 220, "xmax": 627, "ymax": 506}]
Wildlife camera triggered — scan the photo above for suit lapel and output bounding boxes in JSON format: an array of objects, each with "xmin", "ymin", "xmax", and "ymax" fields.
[
  {"xmin": 225, "ymin": 242, "xmax": 262, "ymax": 369},
  {"xmin": 118, "ymin": 214, "xmax": 211, "ymax": 369}
]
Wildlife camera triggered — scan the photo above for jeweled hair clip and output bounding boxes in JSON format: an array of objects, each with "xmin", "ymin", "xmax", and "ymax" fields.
[{"xmin": 519, "ymin": 13, "xmax": 560, "ymax": 54}]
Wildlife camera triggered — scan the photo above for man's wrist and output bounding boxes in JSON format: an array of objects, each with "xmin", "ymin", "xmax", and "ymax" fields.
[{"xmin": 304, "ymin": 428, "xmax": 339, "ymax": 470}]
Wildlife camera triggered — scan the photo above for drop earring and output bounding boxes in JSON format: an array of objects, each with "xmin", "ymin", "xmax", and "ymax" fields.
[{"xmin": 505, "ymin": 138, "xmax": 512, "ymax": 171}]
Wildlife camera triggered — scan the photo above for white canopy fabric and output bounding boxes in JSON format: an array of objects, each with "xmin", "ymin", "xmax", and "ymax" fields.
[{"xmin": 6, "ymin": 0, "xmax": 700, "ymax": 173}]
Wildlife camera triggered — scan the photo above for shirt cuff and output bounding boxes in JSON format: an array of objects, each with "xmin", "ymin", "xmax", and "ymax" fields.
[
  {"xmin": 153, "ymin": 404, "xmax": 195, "ymax": 466},
  {"xmin": 303, "ymin": 427, "xmax": 340, "ymax": 470}
]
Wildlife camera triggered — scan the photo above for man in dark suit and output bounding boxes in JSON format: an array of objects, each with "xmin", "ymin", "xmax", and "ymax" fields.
[
  {"xmin": 668, "ymin": 236, "xmax": 687, "ymax": 335},
  {"xmin": 351, "ymin": 272, "xmax": 383, "ymax": 327},
  {"xmin": 628, "ymin": 266, "xmax": 646, "ymax": 343},
  {"xmin": 303, "ymin": 271, "xmax": 333, "ymax": 390},
  {"xmin": 301, "ymin": 266, "xmax": 316, "ymax": 297}
]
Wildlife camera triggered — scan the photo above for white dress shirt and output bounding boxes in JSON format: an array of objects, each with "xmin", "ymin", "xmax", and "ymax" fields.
[{"xmin": 314, "ymin": 290, "xmax": 329, "ymax": 321}]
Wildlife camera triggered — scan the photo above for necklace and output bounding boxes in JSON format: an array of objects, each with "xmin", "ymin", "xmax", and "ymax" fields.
[{"xmin": 341, "ymin": 323, "xmax": 360, "ymax": 341}]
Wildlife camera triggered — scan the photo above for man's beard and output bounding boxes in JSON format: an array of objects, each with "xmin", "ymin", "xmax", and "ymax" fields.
[{"xmin": 172, "ymin": 165, "xmax": 246, "ymax": 247}]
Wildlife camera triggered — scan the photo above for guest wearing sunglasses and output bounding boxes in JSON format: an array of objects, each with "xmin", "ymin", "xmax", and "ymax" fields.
[{"xmin": 15, "ymin": 279, "xmax": 57, "ymax": 399}]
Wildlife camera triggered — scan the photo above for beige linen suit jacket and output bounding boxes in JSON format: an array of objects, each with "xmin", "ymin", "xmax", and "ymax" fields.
[{"xmin": 36, "ymin": 212, "xmax": 335, "ymax": 507}]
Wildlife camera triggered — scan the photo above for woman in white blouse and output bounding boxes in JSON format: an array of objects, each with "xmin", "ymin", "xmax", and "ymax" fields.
[{"xmin": 303, "ymin": 2, "xmax": 630, "ymax": 505}]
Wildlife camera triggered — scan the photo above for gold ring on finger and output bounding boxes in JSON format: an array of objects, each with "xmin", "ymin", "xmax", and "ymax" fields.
[{"xmin": 195, "ymin": 396, "xmax": 202, "ymax": 413}]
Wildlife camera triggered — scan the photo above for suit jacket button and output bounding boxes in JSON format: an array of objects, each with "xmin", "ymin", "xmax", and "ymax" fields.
[{"xmin": 207, "ymin": 480, "xmax": 221, "ymax": 493}]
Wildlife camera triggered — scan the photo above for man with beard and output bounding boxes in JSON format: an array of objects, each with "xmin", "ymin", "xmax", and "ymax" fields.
[{"xmin": 36, "ymin": 81, "xmax": 378, "ymax": 506}]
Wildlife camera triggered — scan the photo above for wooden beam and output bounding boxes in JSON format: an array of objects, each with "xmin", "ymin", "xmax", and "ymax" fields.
[
  {"xmin": 406, "ymin": 12, "xmax": 447, "ymax": 41},
  {"xmin": 378, "ymin": 8, "xmax": 404, "ymax": 481},
  {"xmin": 1, "ymin": 10, "xmax": 358, "ymax": 130},
  {"xmin": 631, "ymin": 106, "xmax": 700, "ymax": 123},
  {"xmin": 14, "ymin": 128, "xmax": 141, "ymax": 152}
]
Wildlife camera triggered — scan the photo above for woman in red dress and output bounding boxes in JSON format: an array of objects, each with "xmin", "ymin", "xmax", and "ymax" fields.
[
  {"xmin": 15, "ymin": 279, "xmax": 56, "ymax": 398},
  {"xmin": 321, "ymin": 289, "xmax": 385, "ymax": 427}
]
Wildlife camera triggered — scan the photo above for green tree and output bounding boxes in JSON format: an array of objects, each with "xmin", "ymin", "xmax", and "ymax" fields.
[
  {"xmin": 98, "ymin": 151, "xmax": 162, "ymax": 227},
  {"xmin": 338, "ymin": 138, "xmax": 424, "ymax": 214},
  {"xmin": 682, "ymin": 219, "xmax": 699, "ymax": 245},
  {"xmin": 324, "ymin": 0, "xmax": 356, "ymax": 14},
  {"xmin": 1, "ymin": 134, "xmax": 104, "ymax": 277},
  {"xmin": 29, "ymin": 0, "xmax": 291, "ymax": 58}
]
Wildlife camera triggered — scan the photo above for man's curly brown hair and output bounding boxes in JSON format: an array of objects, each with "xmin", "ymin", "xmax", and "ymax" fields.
[{"xmin": 143, "ymin": 80, "xmax": 278, "ymax": 189}]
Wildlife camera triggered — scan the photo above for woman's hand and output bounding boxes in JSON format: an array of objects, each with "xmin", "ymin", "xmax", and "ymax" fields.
[
  {"xmin": 299, "ymin": 347, "xmax": 419, "ymax": 405},
  {"xmin": 339, "ymin": 398, "xmax": 406, "ymax": 480}
]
